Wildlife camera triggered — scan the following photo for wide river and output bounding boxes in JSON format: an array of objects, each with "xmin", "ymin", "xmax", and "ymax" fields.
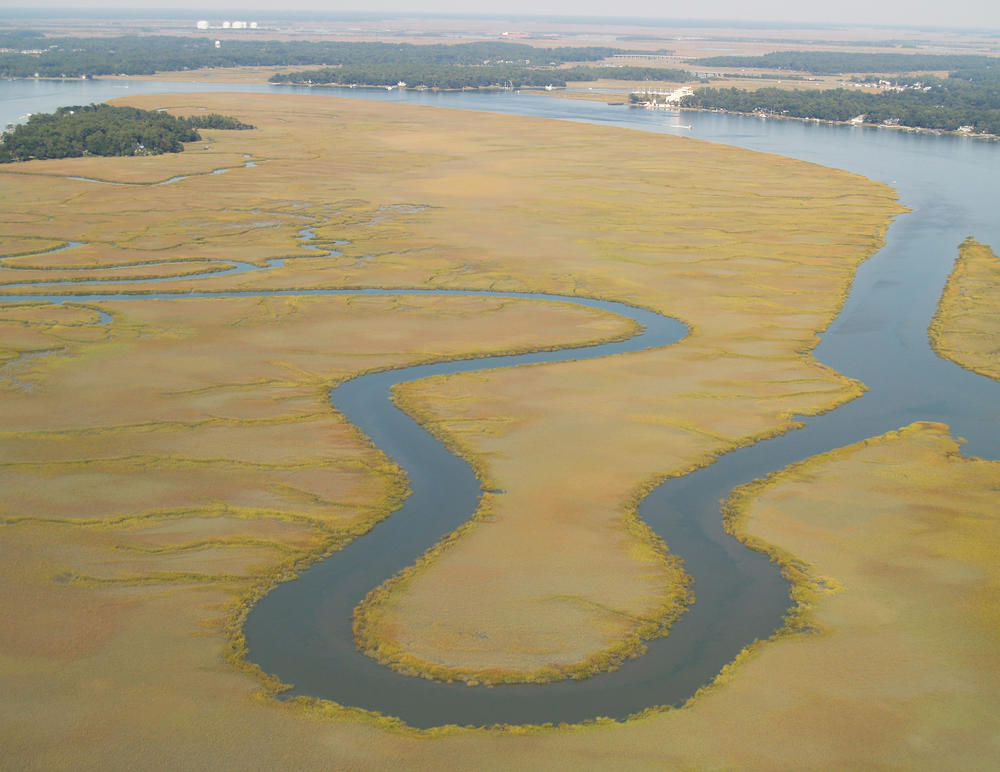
[{"xmin": 2, "ymin": 78, "xmax": 999, "ymax": 727}]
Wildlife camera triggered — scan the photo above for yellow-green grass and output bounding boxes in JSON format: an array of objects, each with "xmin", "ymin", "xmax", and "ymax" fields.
[
  {"xmin": 0, "ymin": 93, "xmax": 918, "ymax": 764},
  {"xmin": 108, "ymin": 66, "xmax": 307, "ymax": 83},
  {"xmin": 5, "ymin": 422, "xmax": 998, "ymax": 768},
  {"xmin": 354, "ymin": 343, "xmax": 859, "ymax": 683},
  {"xmin": 929, "ymin": 238, "xmax": 1000, "ymax": 381},
  {"xmin": 2, "ymin": 92, "xmax": 900, "ymax": 307},
  {"xmin": 1, "ymin": 92, "xmax": 899, "ymax": 678},
  {"xmin": 0, "ymin": 292, "xmax": 635, "ymax": 726},
  {"xmin": 0, "ymin": 149, "xmax": 254, "ymax": 185}
]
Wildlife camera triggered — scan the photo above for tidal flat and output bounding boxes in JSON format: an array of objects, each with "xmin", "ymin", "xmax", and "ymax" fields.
[{"xmin": 3, "ymin": 93, "xmax": 994, "ymax": 767}]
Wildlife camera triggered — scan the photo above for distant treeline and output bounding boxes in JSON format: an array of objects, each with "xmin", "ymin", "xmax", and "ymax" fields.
[
  {"xmin": 707, "ymin": 71, "xmax": 808, "ymax": 82},
  {"xmin": 693, "ymin": 51, "xmax": 1000, "ymax": 75},
  {"xmin": 0, "ymin": 104, "xmax": 254, "ymax": 162},
  {"xmin": 0, "ymin": 32, "xmax": 634, "ymax": 78},
  {"xmin": 269, "ymin": 64, "xmax": 692, "ymax": 89},
  {"xmin": 682, "ymin": 69, "xmax": 1000, "ymax": 135}
]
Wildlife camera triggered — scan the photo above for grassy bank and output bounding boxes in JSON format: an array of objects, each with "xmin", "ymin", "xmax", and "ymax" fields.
[
  {"xmin": 0, "ymin": 93, "xmax": 933, "ymax": 767},
  {"xmin": 929, "ymin": 238, "xmax": 1000, "ymax": 381}
]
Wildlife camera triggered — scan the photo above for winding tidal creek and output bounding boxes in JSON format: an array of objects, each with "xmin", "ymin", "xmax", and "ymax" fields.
[{"xmin": 3, "ymin": 80, "xmax": 999, "ymax": 728}]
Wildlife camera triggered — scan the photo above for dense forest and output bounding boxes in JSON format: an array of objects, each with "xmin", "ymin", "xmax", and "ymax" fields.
[
  {"xmin": 0, "ymin": 105, "xmax": 253, "ymax": 162},
  {"xmin": 0, "ymin": 32, "xmax": 634, "ymax": 78},
  {"xmin": 693, "ymin": 51, "xmax": 999, "ymax": 74},
  {"xmin": 681, "ymin": 69, "xmax": 1000, "ymax": 135},
  {"xmin": 269, "ymin": 63, "xmax": 691, "ymax": 89}
]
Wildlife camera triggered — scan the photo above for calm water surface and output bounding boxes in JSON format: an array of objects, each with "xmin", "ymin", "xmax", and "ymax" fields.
[{"xmin": 2, "ymin": 79, "xmax": 998, "ymax": 727}]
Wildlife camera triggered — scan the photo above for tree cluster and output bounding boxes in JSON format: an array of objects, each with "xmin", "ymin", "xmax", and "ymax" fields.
[
  {"xmin": 681, "ymin": 71, "xmax": 1000, "ymax": 135},
  {"xmin": 693, "ymin": 51, "xmax": 998, "ymax": 74},
  {"xmin": 269, "ymin": 63, "xmax": 691, "ymax": 89},
  {"xmin": 270, "ymin": 64, "xmax": 551, "ymax": 89},
  {"xmin": 0, "ymin": 34, "xmax": 628, "ymax": 78},
  {"xmin": 565, "ymin": 65, "xmax": 691, "ymax": 82},
  {"xmin": 0, "ymin": 105, "xmax": 252, "ymax": 162}
]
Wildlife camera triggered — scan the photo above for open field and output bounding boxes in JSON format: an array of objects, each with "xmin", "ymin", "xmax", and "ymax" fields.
[
  {"xmin": 6, "ymin": 92, "xmax": 992, "ymax": 766},
  {"xmin": 930, "ymin": 238, "xmax": 1000, "ymax": 381}
]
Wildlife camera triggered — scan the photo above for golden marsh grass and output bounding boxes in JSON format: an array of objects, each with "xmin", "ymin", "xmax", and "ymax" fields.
[
  {"xmin": 3, "ymin": 93, "xmax": 963, "ymax": 766},
  {"xmin": 929, "ymin": 238, "xmax": 1000, "ymax": 381}
]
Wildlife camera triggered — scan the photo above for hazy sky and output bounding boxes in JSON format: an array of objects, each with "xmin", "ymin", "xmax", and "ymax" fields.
[{"xmin": 9, "ymin": 1, "xmax": 1000, "ymax": 30}]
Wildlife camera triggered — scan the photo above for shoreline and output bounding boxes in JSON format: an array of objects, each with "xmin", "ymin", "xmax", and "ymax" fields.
[
  {"xmin": 11, "ymin": 72, "xmax": 998, "ymax": 142},
  {"xmin": 928, "ymin": 238, "xmax": 1000, "ymax": 382},
  {"xmin": 3, "ymin": 86, "xmax": 998, "ymax": 764},
  {"xmin": 667, "ymin": 104, "xmax": 1000, "ymax": 142}
]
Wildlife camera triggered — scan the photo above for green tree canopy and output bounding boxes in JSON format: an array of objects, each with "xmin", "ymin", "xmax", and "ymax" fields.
[{"xmin": 0, "ymin": 104, "xmax": 253, "ymax": 162}]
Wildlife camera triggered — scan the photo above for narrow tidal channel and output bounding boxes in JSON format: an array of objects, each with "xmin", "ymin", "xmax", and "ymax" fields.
[
  {"xmin": 4, "ymin": 79, "xmax": 999, "ymax": 729},
  {"xmin": 14, "ymin": 227, "xmax": 998, "ymax": 727}
]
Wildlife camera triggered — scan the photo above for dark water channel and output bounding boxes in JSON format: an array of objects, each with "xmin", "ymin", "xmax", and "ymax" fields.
[{"xmin": 2, "ymin": 80, "xmax": 999, "ymax": 728}]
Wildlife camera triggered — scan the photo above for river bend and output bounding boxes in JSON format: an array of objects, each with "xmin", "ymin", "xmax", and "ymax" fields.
[{"xmin": 2, "ymin": 79, "xmax": 999, "ymax": 728}]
